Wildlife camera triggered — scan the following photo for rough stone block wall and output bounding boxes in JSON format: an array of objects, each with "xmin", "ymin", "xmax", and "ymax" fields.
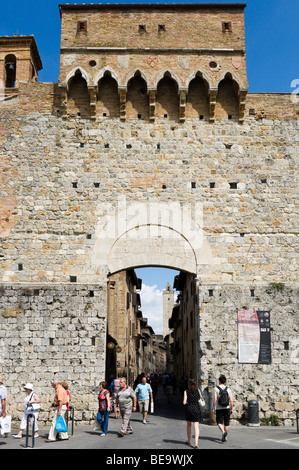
[
  {"xmin": 0, "ymin": 82, "xmax": 298, "ymax": 424},
  {"xmin": 198, "ymin": 284, "xmax": 299, "ymax": 425},
  {"xmin": 0, "ymin": 284, "xmax": 106, "ymax": 425}
]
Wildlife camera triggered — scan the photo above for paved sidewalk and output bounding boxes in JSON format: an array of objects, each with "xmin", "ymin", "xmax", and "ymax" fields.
[{"xmin": 1, "ymin": 388, "xmax": 298, "ymax": 450}]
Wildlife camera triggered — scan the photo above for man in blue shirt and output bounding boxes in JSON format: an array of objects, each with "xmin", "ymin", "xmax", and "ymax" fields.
[{"xmin": 135, "ymin": 376, "xmax": 153, "ymax": 424}]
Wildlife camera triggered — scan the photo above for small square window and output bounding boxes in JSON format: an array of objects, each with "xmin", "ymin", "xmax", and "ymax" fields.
[
  {"xmin": 77, "ymin": 21, "xmax": 87, "ymax": 32},
  {"xmin": 222, "ymin": 21, "xmax": 232, "ymax": 32},
  {"xmin": 138, "ymin": 24, "xmax": 146, "ymax": 32},
  {"xmin": 158, "ymin": 24, "xmax": 166, "ymax": 31}
]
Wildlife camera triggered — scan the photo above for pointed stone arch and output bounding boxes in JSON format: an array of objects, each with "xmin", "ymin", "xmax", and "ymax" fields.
[
  {"xmin": 214, "ymin": 70, "xmax": 243, "ymax": 91},
  {"xmin": 95, "ymin": 68, "xmax": 120, "ymax": 118},
  {"xmin": 155, "ymin": 71, "xmax": 180, "ymax": 120},
  {"xmin": 94, "ymin": 67, "xmax": 120, "ymax": 87},
  {"xmin": 215, "ymin": 71, "xmax": 241, "ymax": 121},
  {"xmin": 65, "ymin": 67, "xmax": 90, "ymax": 89},
  {"xmin": 124, "ymin": 68, "xmax": 149, "ymax": 90},
  {"xmin": 126, "ymin": 72, "xmax": 149, "ymax": 120},
  {"xmin": 186, "ymin": 69, "xmax": 212, "ymax": 92},
  {"xmin": 153, "ymin": 69, "xmax": 182, "ymax": 91},
  {"xmin": 67, "ymin": 68, "xmax": 91, "ymax": 118},
  {"xmin": 186, "ymin": 71, "xmax": 211, "ymax": 120}
]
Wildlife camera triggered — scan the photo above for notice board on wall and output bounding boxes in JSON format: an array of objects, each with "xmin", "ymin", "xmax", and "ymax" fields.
[{"xmin": 238, "ymin": 309, "xmax": 271, "ymax": 364}]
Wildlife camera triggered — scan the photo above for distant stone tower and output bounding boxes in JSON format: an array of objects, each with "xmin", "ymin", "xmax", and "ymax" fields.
[{"xmin": 163, "ymin": 282, "xmax": 175, "ymax": 338}]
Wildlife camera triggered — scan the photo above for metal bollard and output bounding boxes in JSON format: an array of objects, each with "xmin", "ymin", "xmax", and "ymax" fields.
[
  {"xmin": 25, "ymin": 413, "xmax": 35, "ymax": 448},
  {"xmin": 65, "ymin": 406, "xmax": 75, "ymax": 436}
]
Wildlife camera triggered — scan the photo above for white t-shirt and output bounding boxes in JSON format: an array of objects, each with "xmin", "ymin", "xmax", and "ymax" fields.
[
  {"xmin": 0, "ymin": 385, "xmax": 7, "ymax": 413},
  {"xmin": 214, "ymin": 384, "xmax": 232, "ymax": 410}
]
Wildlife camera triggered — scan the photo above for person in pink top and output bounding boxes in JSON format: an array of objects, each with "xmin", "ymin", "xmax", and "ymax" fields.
[{"xmin": 112, "ymin": 374, "xmax": 121, "ymax": 418}]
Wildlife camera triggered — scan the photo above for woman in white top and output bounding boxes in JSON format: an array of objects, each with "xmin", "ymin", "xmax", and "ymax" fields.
[{"xmin": 13, "ymin": 383, "xmax": 41, "ymax": 439}]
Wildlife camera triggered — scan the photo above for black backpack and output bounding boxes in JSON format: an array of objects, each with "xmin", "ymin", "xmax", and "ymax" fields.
[{"xmin": 217, "ymin": 386, "xmax": 229, "ymax": 407}]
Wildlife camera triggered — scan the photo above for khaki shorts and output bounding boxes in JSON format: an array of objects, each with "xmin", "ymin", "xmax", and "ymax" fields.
[{"xmin": 138, "ymin": 399, "xmax": 149, "ymax": 412}]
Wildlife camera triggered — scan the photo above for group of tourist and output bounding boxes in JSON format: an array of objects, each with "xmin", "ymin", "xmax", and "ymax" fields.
[
  {"xmin": 99, "ymin": 374, "xmax": 154, "ymax": 437},
  {"xmin": 99, "ymin": 372, "xmax": 233, "ymax": 447},
  {"xmin": 0, "ymin": 376, "xmax": 71, "ymax": 442},
  {"xmin": 0, "ymin": 373, "xmax": 233, "ymax": 448}
]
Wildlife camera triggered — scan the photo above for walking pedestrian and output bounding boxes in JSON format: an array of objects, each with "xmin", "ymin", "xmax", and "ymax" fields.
[
  {"xmin": 0, "ymin": 375, "xmax": 8, "ymax": 437},
  {"xmin": 183, "ymin": 379, "xmax": 203, "ymax": 449},
  {"xmin": 45, "ymin": 379, "xmax": 69, "ymax": 442},
  {"xmin": 135, "ymin": 376, "xmax": 153, "ymax": 424},
  {"xmin": 111, "ymin": 374, "xmax": 121, "ymax": 418},
  {"xmin": 13, "ymin": 383, "xmax": 40, "ymax": 439},
  {"xmin": 212, "ymin": 374, "xmax": 233, "ymax": 442},
  {"xmin": 116, "ymin": 377, "xmax": 136, "ymax": 437},
  {"xmin": 61, "ymin": 381, "xmax": 70, "ymax": 411},
  {"xmin": 97, "ymin": 381, "xmax": 111, "ymax": 437},
  {"xmin": 150, "ymin": 374, "xmax": 159, "ymax": 404}
]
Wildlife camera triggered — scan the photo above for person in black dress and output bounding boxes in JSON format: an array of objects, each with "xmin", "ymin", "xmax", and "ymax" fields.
[{"xmin": 183, "ymin": 379, "xmax": 202, "ymax": 448}]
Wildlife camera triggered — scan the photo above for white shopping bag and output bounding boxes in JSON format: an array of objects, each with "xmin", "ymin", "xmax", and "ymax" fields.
[
  {"xmin": 0, "ymin": 415, "xmax": 11, "ymax": 435},
  {"xmin": 150, "ymin": 402, "xmax": 154, "ymax": 414}
]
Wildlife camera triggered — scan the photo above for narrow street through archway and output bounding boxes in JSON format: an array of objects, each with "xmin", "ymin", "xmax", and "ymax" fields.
[{"xmin": 106, "ymin": 265, "xmax": 198, "ymax": 388}]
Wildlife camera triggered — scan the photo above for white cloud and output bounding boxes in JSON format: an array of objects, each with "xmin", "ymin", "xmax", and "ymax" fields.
[{"xmin": 139, "ymin": 284, "xmax": 163, "ymax": 335}]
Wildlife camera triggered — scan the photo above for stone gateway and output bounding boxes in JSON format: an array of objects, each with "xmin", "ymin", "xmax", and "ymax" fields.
[{"xmin": 0, "ymin": 3, "xmax": 298, "ymax": 426}]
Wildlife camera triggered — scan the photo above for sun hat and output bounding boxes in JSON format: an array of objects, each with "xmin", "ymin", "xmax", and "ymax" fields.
[{"xmin": 24, "ymin": 383, "xmax": 34, "ymax": 390}]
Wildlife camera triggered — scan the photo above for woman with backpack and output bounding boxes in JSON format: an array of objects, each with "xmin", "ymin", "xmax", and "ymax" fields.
[
  {"xmin": 97, "ymin": 381, "xmax": 112, "ymax": 437},
  {"xmin": 212, "ymin": 375, "xmax": 233, "ymax": 442}
]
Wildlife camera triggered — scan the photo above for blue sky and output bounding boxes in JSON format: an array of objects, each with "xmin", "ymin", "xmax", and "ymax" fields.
[{"xmin": 1, "ymin": 0, "xmax": 297, "ymax": 333}]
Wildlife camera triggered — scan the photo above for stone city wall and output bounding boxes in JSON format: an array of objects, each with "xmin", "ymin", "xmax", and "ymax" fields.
[
  {"xmin": 0, "ymin": 82, "xmax": 298, "ymax": 424},
  {"xmin": 0, "ymin": 283, "xmax": 106, "ymax": 425},
  {"xmin": 198, "ymin": 283, "xmax": 299, "ymax": 425}
]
